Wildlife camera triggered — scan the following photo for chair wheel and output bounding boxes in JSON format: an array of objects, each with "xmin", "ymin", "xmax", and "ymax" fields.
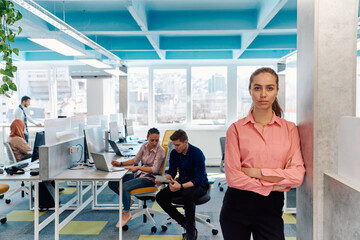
[
  {"xmin": 151, "ymin": 226, "xmax": 157, "ymax": 233},
  {"xmin": 5, "ymin": 199, "xmax": 11, "ymax": 204},
  {"xmin": 161, "ymin": 225, "xmax": 168, "ymax": 231},
  {"xmin": 122, "ymin": 225, "xmax": 128, "ymax": 231},
  {"xmin": 1, "ymin": 217, "xmax": 6, "ymax": 224},
  {"xmin": 206, "ymin": 218, "xmax": 211, "ymax": 223},
  {"xmin": 150, "ymin": 213, "xmax": 154, "ymax": 217},
  {"xmin": 0, "ymin": 194, "xmax": 4, "ymax": 199},
  {"xmin": 218, "ymin": 182, "xmax": 221, "ymax": 186},
  {"xmin": 212, "ymin": 229, "xmax": 218, "ymax": 235},
  {"xmin": 219, "ymin": 187, "xmax": 224, "ymax": 191}
]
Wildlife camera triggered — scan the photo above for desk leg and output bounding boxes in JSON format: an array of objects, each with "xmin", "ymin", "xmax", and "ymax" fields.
[
  {"xmin": 55, "ymin": 181, "xmax": 60, "ymax": 240},
  {"xmin": 119, "ymin": 179, "xmax": 122, "ymax": 240},
  {"xmin": 34, "ymin": 182, "xmax": 39, "ymax": 240}
]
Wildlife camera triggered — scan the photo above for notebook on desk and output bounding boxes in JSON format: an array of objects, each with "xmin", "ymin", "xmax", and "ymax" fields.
[{"xmin": 91, "ymin": 152, "xmax": 126, "ymax": 172}]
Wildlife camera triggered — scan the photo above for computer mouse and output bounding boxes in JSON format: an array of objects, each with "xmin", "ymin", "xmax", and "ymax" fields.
[{"xmin": 129, "ymin": 147, "xmax": 134, "ymax": 150}]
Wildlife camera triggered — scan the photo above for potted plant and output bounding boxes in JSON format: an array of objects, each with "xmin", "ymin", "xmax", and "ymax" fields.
[{"xmin": 0, "ymin": 0, "xmax": 22, "ymax": 97}]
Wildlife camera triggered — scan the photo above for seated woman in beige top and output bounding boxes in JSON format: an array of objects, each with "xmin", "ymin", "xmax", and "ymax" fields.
[{"xmin": 8, "ymin": 119, "xmax": 32, "ymax": 161}]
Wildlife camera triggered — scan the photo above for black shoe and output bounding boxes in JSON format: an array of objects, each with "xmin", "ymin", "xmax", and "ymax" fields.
[{"xmin": 59, "ymin": 188, "xmax": 65, "ymax": 192}]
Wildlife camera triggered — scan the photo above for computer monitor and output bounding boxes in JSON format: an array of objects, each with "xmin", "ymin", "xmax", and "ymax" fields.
[
  {"xmin": 109, "ymin": 121, "xmax": 119, "ymax": 141},
  {"xmin": 124, "ymin": 119, "xmax": 134, "ymax": 138},
  {"xmin": 84, "ymin": 127, "xmax": 105, "ymax": 162},
  {"xmin": 31, "ymin": 131, "xmax": 45, "ymax": 162}
]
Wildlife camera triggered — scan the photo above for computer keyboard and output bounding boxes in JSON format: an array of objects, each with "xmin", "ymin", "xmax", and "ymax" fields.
[{"xmin": 12, "ymin": 162, "xmax": 29, "ymax": 169}]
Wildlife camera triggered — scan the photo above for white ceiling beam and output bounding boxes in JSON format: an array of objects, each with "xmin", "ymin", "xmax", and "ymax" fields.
[{"xmin": 124, "ymin": 0, "xmax": 165, "ymax": 59}]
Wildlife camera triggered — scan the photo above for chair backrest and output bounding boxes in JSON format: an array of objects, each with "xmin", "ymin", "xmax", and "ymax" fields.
[
  {"xmin": 220, "ymin": 137, "xmax": 226, "ymax": 159},
  {"xmin": 3, "ymin": 142, "xmax": 17, "ymax": 163}
]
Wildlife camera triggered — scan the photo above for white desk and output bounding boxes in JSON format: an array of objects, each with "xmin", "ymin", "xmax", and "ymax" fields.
[
  {"xmin": 52, "ymin": 168, "xmax": 127, "ymax": 240},
  {"xmin": 0, "ymin": 171, "xmax": 42, "ymax": 240}
]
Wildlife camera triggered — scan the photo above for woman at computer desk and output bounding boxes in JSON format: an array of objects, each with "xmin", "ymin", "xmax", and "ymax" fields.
[
  {"xmin": 109, "ymin": 127, "xmax": 165, "ymax": 227},
  {"xmin": 8, "ymin": 119, "xmax": 32, "ymax": 161}
]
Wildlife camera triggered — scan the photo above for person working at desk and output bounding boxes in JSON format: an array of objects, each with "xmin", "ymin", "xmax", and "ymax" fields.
[
  {"xmin": 8, "ymin": 119, "xmax": 32, "ymax": 161},
  {"xmin": 13, "ymin": 96, "xmax": 42, "ymax": 143},
  {"xmin": 108, "ymin": 128, "xmax": 165, "ymax": 227},
  {"xmin": 155, "ymin": 129, "xmax": 208, "ymax": 240},
  {"xmin": 219, "ymin": 67, "xmax": 305, "ymax": 240}
]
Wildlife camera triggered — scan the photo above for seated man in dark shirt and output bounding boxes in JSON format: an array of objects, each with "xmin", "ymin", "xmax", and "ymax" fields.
[{"xmin": 155, "ymin": 129, "xmax": 208, "ymax": 240}]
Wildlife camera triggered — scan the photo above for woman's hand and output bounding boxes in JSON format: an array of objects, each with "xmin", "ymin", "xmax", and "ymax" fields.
[
  {"xmin": 272, "ymin": 185, "xmax": 286, "ymax": 191},
  {"xmin": 111, "ymin": 161, "xmax": 121, "ymax": 167},
  {"xmin": 241, "ymin": 167, "xmax": 261, "ymax": 178},
  {"xmin": 125, "ymin": 166, "xmax": 139, "ymax": 172}
]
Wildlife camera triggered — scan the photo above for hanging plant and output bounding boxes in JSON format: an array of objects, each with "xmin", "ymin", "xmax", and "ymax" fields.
[{"xmin": 0, "ymin": 0, "xmax": 22, "ymax": 97}]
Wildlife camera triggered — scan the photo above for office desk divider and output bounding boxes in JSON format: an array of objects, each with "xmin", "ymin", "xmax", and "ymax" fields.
[{"xmin": 39, "ymin": 137, "xmax": 84, "ymax": 180}]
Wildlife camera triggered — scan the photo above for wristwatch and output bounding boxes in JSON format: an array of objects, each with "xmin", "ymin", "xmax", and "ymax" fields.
[
  {"xmin": 120, "ymin": 162, "xmax": 123, "ymax": 167},
  {"xmin": 180, "ymin": 184, "xmax": 184, "ymax": 190}
]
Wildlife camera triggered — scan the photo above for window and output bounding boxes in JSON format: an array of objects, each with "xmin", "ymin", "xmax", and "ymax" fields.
[
  {"xmin": 17, "ymin": 69, "xmax": 50, "ymax": 120},
  {"xmin": 192, "ymin": 67, "xmax": 227, "ymax": 125},
  {"xmin": 128, "ymin": 68, "xmax": 149, "ymax": 125},
  {"xmin": 153, "ymin": 69, "xmax": 187, "ymax": 124},
  {"xmin": 57, "ymin": 68, "xmax": 87, "ymax": 117},
  {"xmin": 237, "ymin": 66, "xmax": 271, "ymax": 119}
]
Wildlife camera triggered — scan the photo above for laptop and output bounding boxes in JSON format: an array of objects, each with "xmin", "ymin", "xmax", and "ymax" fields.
[
  {"xmin": 91, "ymin": 152, "xmax": 126, "ymax": 172},
  {"xmin": 109, "ymin": 140, "xmax": 136, "ymax": 156},
  {"xmin": 108, "ymin": 140, "xmax": 124, "ymax": 156}
]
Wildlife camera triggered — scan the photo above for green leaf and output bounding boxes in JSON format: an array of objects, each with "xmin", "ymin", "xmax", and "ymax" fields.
[
  {"xmin": 4, "ymin": 69, "xmax": 13, "ymax": 77},
  {"xmin": 2, "ymin": 76, "xmax": 9, "ymax": 82},
  {"xmin": 11, "ymin": 65, "xmax": 17, "ymax": 72},
  {"xmin": 7, "ymin": 34, "xmax": 14, "ymax": 42},
  {"xmin": 18, "ymin": 26, "xmax": 22, "ymax": 35},
  {"xmin": 9, "ymin": 82, "xmax": 17, "ymax": 91},
  {"xmin": 5, "ymin": 93, "xmax": 10, "ymax": 98},
  {"xmin": 13, "ymin": 48, "xmax": 19, "ymax": 55},
  {"xmin": 1, "ymin": 83, "xmax": 9, "ymax": 91},
  {"xmin": 0, "ymin": 69, "xmax": 6, "ymax": 75},
  {"xmin": 0, "ymin": 88, "xmax": 4, "ymax": 95},
  {"xmin": 15, "ymin": 11, "xmax": 22, "ymax": 21}
]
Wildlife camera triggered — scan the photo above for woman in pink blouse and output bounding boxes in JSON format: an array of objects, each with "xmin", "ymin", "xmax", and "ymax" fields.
[
  {"xmin": 8, "ymin": 119, "xmax": 32, "ymax": 161},
  {"xmin": 220, "ymin": 67, "xmax": 305, "ymax": 240},
  {"xmin": 109, "ymin": 128, "xmax": 165, "ymax": 228}
]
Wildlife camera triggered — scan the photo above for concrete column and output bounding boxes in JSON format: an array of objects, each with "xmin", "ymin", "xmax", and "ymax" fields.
[
  {"xmin": 277, "ymin": 74, "xmax": 285, "ymax": 110},
  {"xmin": 119, "ymin": 75, "xmax": 128, "ymax": 119},
  {"xmin": 87, "ymin": 76, "xmax": 114, "ymax": 116},
  {"xmin": 297, "ymin": 0, "xmax": 358, "ymax": 240}
]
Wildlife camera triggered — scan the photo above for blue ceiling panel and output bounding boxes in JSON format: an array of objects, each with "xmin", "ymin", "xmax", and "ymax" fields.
[
  {"xmin": 248, "ymin": 35, "xmax": 297, "ymax": 49},
  {"xmin": 57, "ymin": 12, "xmax": 141, "ymax": 31},
  {"xmin": 25, "ymin": 52, "xmax": 74, "ymax": 61},
  {"xmin": 166, "ymin": 51, "xmax": 233, "ymax": 59},
  {"xmin": 160, "ymin": 36, "xmax": 241, "ymax": 50},
  {"xmin": 239, "ymin": 50, "xmax": 294, "ymax": 59},
  {"xmin": 148, "ymin": 10, "xmax": 258, "ymax": 31},
  {"xmin": 112, "ymin": 51, "xmax": 160, "ymax": 60},
  {"xmin": 265, "ymin": 10, "xmax": 297, "ymax": 29},
  {"xmin": 87, "ymin": 36, "xmax": 154, "ymax": 50}
]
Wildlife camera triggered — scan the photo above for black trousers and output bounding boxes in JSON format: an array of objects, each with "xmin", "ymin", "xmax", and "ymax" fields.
[
  {"xmin": 220, "ymin": 187, "xmax": 285, "ymax": 240},
  {"xmin": 156, "ymin": 185, "xmax": 208, "ymax": 235}
]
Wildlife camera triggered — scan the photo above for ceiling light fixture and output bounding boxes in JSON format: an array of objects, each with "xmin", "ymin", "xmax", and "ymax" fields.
[
  {"xmin": 104, "ymin": 68, "xmax": 127, "ymax": 76},
  {"xmin": 29, "ymin": 38, "xmax": 85, "ymax": 56},
  {"xmin": 78, "ymin": 59, "xmax": 112, "ymax": 69},
  {"xmin": 13, "ymin": 0, "xmax": 122, "ymax": 63}
]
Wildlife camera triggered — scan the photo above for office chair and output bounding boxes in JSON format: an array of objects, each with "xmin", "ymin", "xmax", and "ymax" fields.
[
  {"xmin": 218, "ymin": 137, "xmax": 227, "ymax": 191},
  {"xmin": 0, "ymin": 183, "xmax": 10, "ymax": 223},
  {"xmin": 160, "ymin": 181, "xmax": 219, "ymax": 235},
  {"xmin": 3, "ymin": 142, "xmax": 31, "ymax": 203},
  {"xmin": 123, "ymin": 139, "xmax": 172, "ymax": 232}
]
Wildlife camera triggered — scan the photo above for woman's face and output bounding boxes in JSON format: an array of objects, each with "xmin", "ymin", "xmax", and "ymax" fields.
[
  {"xmin": 147, "ymin": 133, "xmax": 160, "ymax": 149},
  {"xmin": 249, "ymin": 72, "xmax": 278, "ymax": 112}
]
